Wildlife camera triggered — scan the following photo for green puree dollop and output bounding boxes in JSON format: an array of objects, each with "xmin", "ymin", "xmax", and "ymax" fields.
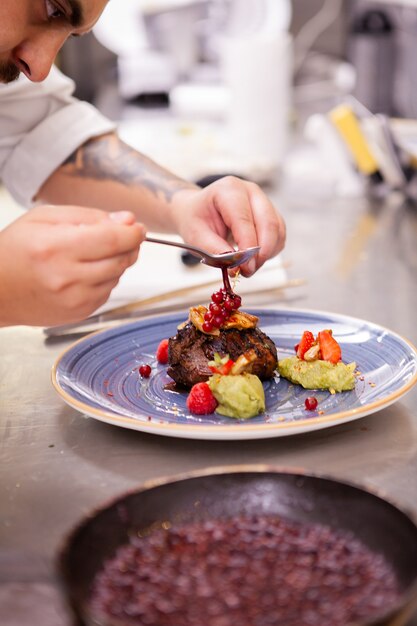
[
  {"xmin": 208, "ymin": 373, "xmax": 265, "ymax": 419},
  {"xmin": 278, "ymin": 356, "xmax": 356, "ymax": 392}
]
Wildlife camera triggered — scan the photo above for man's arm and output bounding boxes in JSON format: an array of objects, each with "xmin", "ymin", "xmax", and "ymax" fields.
[
  {"xmin": 36, "ymin": 132, "xmax": 197, "ymax": 233},
  {"xmin": 0, "ymin": 130, "xmax": 285, "ymax": 326}
]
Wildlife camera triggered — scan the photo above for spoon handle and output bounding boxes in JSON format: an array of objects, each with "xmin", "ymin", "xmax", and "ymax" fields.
[{"xmin": 144, "ymin": 236, "xmax": 203, "ymax": 259}]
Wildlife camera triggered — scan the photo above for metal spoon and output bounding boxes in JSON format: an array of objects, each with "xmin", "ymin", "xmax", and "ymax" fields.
[{"xmin": 144, "ymin": 236, "xmax": 260, "ymax": 269}]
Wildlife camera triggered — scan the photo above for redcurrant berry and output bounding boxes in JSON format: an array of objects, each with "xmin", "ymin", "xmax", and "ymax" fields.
[
  {"xmin": 139, "ymin": 364, "xmax": 152, "ymax": 378},
  {"xmin": 212, "ymin": 315, "xmax": 224, "ymax": 328},
  {"xmin": 305, "ymin": 396, "xmax": 318, "ymax": 411},
  {"xmin": 224, "ymin": 297, "xmax": 235, "ymax": 312},
  {"xmin": 232, "ymin": 294, "xmax": 242, "ymax": 309},
  {"xmin": 211, "ymin": 291, "xmax": 223, "ymax": 304}
]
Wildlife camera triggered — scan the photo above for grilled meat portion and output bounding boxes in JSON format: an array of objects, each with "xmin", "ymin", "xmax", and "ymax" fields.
[{"xmin": 167, "ymin": 322, "xmax": 277, "ymax": 388}]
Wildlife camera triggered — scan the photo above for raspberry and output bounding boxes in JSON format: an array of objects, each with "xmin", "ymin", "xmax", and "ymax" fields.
[
  {"xmin": 186, "ymin": 382, "xmax": 218, "ymax": 415},
  {"xmin": 156, "ymin": 338, "xmax": 169, "ymax": 364}
]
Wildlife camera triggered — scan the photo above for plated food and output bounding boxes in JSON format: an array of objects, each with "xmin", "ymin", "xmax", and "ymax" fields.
[
  {"xmin": 52, "ymin": 307, "xmax": 417, "ymax": 440},
  {"xmin": 167, "ymin": 310, "xmax": 276, "ymax": 388},
  {"xmin": 278, "ymin": 329, "xmax": 357, "ymax": 394},
  {"xmin": 158, "ymin": 278, "xmax": 359, "ymax": 420},
  {"xmin": 165, "ymin": 276, "xmax": 277, "ymax": 419}
]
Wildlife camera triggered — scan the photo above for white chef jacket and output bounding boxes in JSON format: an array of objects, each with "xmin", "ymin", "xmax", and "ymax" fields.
[{"xmin": 0, "ymin": 65, "xmax": 116, "ymax": 208}]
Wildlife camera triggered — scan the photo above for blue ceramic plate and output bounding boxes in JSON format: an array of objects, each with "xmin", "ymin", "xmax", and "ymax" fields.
[{"xmin": 52, "ymin": 308, "xmax": 417, "ymax": 440}]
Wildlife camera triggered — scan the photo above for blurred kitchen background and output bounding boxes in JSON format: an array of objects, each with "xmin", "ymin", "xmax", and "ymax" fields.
[
  {"xmin": 4, "ymin": 0, "xmax": 417, "ymax": 224},
  {"xmin": 50, "ymin": 0, "xmax": 417, "ymax": 203}
]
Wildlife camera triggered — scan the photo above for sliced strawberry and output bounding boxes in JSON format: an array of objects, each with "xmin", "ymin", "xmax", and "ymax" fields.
[
  {"xmin": 156, "ymin": 338, "xmax": 169, "ymax": 364},
  {"xmin": 318, "ymin": 330, "xmax": 341, "ymax": 364},
  {"xmin": 208, "ymin": 358, "xmax": 235, "ymax": 376},
  {"xmin": 296, "ymin": 331, "xmax": 316, "ymax": 360},
  {"xmin": 186, "ymin": 382, "xmax": 218, "ymax": 415}
]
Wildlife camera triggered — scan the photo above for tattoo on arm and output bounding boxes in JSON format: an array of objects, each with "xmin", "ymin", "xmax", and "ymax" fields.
[{"xmin": 62, "ymin": 134, "xmax": 196, "ymax": 202}]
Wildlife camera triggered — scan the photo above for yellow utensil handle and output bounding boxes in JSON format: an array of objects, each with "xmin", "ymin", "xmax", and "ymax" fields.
[{"xmin": 330, "ymin": 105, "xmax": 379, "ymax": 176}]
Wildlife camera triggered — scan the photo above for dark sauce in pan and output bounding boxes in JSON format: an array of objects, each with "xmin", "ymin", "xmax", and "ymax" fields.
[{"xmin": 90, "ymin": 514, "xmax": 400, "ymax": 626}]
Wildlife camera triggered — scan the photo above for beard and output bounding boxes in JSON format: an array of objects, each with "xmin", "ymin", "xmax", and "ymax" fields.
[{"xmin": 0, "ymin": 60, "xmax": 20, "ymax": 83}]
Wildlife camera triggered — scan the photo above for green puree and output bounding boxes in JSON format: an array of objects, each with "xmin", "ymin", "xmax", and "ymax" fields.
[
  {"xmin": 278, "ymin": 356, "xmax": 356, "ymax": 392},
  {"xmin": 208, "ymin": 373, "xmax": 265, "ymax": 419}
]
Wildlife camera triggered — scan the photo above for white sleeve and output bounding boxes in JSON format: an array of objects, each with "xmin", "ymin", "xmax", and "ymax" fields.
[{"xmin": 0, "ymin": 65, "xmax": 116, "ymax": 207}]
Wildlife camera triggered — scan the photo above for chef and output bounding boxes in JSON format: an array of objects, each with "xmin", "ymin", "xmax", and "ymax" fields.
[{"xmin": 0, "ymin": 0, "xmax": 286, "ymax": 327}]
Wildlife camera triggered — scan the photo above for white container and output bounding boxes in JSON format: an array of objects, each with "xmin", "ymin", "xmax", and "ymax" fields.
[{"xmin": 220, "ymin": 31, "xmax": 293, "ymax": 171}]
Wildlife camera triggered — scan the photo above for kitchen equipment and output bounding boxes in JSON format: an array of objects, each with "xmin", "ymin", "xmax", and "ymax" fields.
[
  {"xmin": 348, "ymin": 8, "xmax": 396, "ymax": 115},
  {"xmin": 219, "ymin": 0, "xmax": 292, "ymax": 171},
  {"xmin": 144, "ymin": 236, "xmax": 260, "ymax": 268},
  {"xmin": 93, "ymin": 0, "xmax": 208, "ymax": 100},
  {"xmin": 329, "ymin": 103, "xmax": 384, "ymax": 183},
  {"xmin": 326, "ymin": 99, "xmax": 417, "ymax": 200},
  {"xmin": 361, "ymin": 113, "xmax": 408, "ymax": 189},
  {"xmin": 220, "ymin": 31, "xmax": 292, "ymax": 172},
  {"xmin": 303, "ymin": 113, "xmax": 365, "ymax": 197},
  {"xmin": 59, "ymin": 466, "xmax": 417, "ymax": 626}
]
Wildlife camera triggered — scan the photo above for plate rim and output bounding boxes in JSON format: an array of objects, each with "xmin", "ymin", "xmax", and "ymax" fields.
[{"xmin": 51, "ymin": 307, "xmax": 417, "ymax": 436}]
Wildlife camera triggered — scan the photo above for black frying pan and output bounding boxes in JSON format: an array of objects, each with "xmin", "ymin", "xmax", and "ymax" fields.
[{"xmin": 58, "ymin": 465, "xmax": 417, "ymax": 626}]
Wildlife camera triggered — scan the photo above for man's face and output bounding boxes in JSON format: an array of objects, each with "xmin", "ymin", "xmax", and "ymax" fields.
[{"xmin": 0, "ymin": 0, "xmax": 108, "ymax": 84}]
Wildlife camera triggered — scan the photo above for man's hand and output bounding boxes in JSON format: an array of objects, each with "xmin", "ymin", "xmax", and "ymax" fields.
[
  {"xmin": 0, "ymin": 205, "xmax": 145, "ymax": 326},
  {"xmin": 171, "ymin": 176, "xmax": 286, "ymax": 277},
  {"xmin": 38, "ymin": 137, "xmax": 286, "ymax": 276}
]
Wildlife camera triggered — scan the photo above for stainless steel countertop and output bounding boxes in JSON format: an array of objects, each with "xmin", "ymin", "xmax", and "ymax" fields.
[{"xmin": 1, "ymin": 187, "xmax": 417, "ymax": 625}]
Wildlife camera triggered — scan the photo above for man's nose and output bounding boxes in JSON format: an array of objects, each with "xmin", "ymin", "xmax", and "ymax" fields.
[{"xmin": 14, "ymin": 30, "xmax": 68, "ymax": 82}]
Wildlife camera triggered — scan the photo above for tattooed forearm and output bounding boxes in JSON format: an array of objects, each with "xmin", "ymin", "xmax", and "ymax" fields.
[{"xmin": 61, "ymin": 133, "xmax": 196, "ymax": 202}]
